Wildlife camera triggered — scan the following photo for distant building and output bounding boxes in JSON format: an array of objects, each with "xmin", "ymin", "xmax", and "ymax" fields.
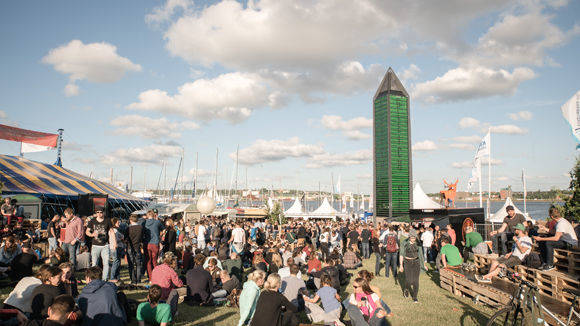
[{"xmin": 373, "ymin": 68, "xmax": 413, "ymax": 220}]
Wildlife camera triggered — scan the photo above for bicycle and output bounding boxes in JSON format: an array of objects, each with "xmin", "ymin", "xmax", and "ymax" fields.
[{"xmin": 487, "ymin": 271, "xmax": 580, "ymax": 326}]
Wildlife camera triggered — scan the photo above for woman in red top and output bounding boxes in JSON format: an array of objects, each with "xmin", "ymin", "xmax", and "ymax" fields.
[
  {"xmin": 150, "ymin": 251, "xmax": 183, "ymax": 318},
  {"xmin": 307, "ymin": 251, "xmax": 321, "ymax": 273}
]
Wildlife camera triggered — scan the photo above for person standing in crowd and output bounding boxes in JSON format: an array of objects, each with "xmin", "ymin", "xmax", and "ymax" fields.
[
  {"xmin": 126, "ymin": 214, "xmax": 144, "ymax": 285},
  {"xmin": 347, "ymin": 225, "xmax": 360, "ymax": 254},
  {"xmin": 77, "ymin": 266, "xmax": 126, "ymax": 326},
  {"xmin": 319, "ymin": 228, "xmax": 330, "ymax": 261},
  {"xmin": 162, "ymin": 218, "xmax": 177, "ymax": 256},
  {"xmin": 143, "ymin": 210, "xmax": 164, "ymax": 280},
  {"xmin": 399, "ymin": 229, "xmax": 427, "ymax": 303},
  {"xmin": 489, "ymin": 205, "xmax": 526, "ymax": 255},
  {"xmin": 86, "ymin": 208, "xmax": 115, "ymax": 280},
  {"xmin": 47, "ymin": 215, "xmax": 60, "ymax": 257},
  {"xmin": 196, "ymin": 221, "xmax": 207, "ymax": 250},
  {"xmin": 238, "ymin": 269, "xmax": 266, "ymax": 326},
  {"xmin": 250, "ymin": 273, "xmax": 298, "ymax": 326},
  {"xmin": 420, "ymin": 226, "xmax": 434, "ymax": 262},
  {"xmin": 1, "ymin": 197, "xmax": 15, "ymax": 226},
  {"xmin": 533, "ymin": 206, "xmax": 578, "ymax": 271},
  {"xmin": 61, "ymin": 208, "xmax": 82, "ymax": 271},
  {"xmin": 229, "ymin": 222, "xmax": 246, "ymax": 255},
  {"xmin": 109, "ymin": 218, "xmax": 125, "ymax": 282},
  {"xmin": 371, "ymin": 227, "xmax": 382, "ymax": 276},
  {"xmin": 380, "ymin": 226, "xmax": 399, "ymax": 279},
  {"xmin": 360, "ymin": 225, "xmax": 372, "ymax": 260}
]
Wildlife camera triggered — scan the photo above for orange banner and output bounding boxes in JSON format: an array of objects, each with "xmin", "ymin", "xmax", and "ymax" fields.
[{"xmin": 0, "ymin": 124, "xmax": 58, "ymax": 147}]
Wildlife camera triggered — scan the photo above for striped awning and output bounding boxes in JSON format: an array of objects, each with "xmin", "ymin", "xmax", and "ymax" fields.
[{"xmin": 0, "ymin": 154, "xmax": 142, "ymax": 202}]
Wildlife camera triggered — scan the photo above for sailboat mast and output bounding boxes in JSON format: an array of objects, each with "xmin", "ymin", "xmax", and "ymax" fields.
[
  {"xmin": 235, "ymin": 145, "xmax": 239, "ymax": 202},
  {"xmin": 214, "ymin": 148, "xmax": 219, "ymax": 201},
  {"xmin": 194, "ymin": 152, "xmax": 198, "ymax": 199},
  {"xmin": 488, "ymin": 127, "xmax": 492, "ymax": 219}
]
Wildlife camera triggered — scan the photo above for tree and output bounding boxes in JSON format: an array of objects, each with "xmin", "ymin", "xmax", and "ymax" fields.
[
  {"xmin": 266, "ymin": 201, "xmax": 287, "ymax": 225},
  {"xmin": 563, "ymin": 156, "xmax": 580, "ymax": 222}
]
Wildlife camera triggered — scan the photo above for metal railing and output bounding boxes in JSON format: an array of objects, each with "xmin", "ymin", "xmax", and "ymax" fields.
[{"xmin": 474, "ymin": 222, "xmax": 504, "ymax": 241}]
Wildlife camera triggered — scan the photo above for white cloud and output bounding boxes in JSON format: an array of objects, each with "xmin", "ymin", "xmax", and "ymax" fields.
[
  {"xmin": 110, "ymin": 114, "xmax": 199, "ymax": 139},
  {"xmin": 497, "ymin": 176, "xmax": 509, "ymax": 181},
  {"xmin": 232, "ymin": 137, "xmax": 325, "ymax": 165},
  {"xmin": 321, "ymin": 115, "xmax": 372, "ymax": 140},
  {"xmin": 188, "ymin": 168, "xmax": 213, "ymax": 177},
  {"xmin": 307, "ymin": 149, "xmax": 372, "ymax": 168},
  {"xmin": 127, "ymin": 72, "xmax": 268, "ymax": 123},
  {"xmin": 449, "ymin": 143, "xmax": 474, "ymax": 150},
  {"xmin": 412, "ymin": 140, "xmax": 437, "ymax": 151},
  {"xmin": 43, "ymin": 40, "xmax": 141, "ymax": 95},
  {"xmin": 344, "ymin": 130, "xmax": 371, "ymax": 140},
  {"xmin": 62, "ymin": 141, "xmax": 86, "ymax": 152},
  {"xmin": 458, "ymin": 117, "xmax": 480, "ymax": 129},
  {"xmin": 401, "ymin": 64, "xmax": 421, "ymax": 83},
  {"xmin": 451, "ymin": 135, "xmax": 482, "ymax": 143},
  {"xmin": 508, "ymin": 111, "xmax": 533, "ymax": 121},
  {"xmin": 413, "ymin": 66, "xmax": 535, "ymax": 103},
  {"xmin": 462, "ymin": 11, "xmax": 579, "ymax": 68},
  {"xmin": 146, "ymin": 0, "xmax": 192, "ymax": 25},
  {"xmin": 64, "ymin": 83, "xmax": 79, "ymax": 97},
  {"xmin": 102, "ymin": 142, "xmax": 182, "ymax": 165},
  {"xmin": 452, "ymin": 158, "xmax": 502, "ymax": 168},
  {"xmin": 489, "ymin": 124, "xmax": 527, "ymax": 134}
]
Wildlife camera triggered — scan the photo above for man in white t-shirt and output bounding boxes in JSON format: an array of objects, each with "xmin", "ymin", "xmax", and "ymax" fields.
[
  {"xmin": 229, "ymin": 223, "xmax": 246, "ymax": 254},
  {"xmin": 477, "ymin": 223, "xmax": 531, "ymax": 282},
  {"xmin": 196, "ymin": 222, "xmax": 207, "ymax": 249},
  {"xmin": 534, "ymin": 206, "xmax": 579, "ymax": 271},
  {"xmin": 420, "ymin": 227, "xmax": 434, "ymax": 262}
]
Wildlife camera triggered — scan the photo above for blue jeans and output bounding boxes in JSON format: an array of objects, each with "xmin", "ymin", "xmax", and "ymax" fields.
[
  {"xmin": 48, "ymin": 238, "xmax": 57, "ymax": 253},
  {"xmin": 91, "ymin": 244, "xmax": 110, "ymax": 280},
  {"xmin": 62, "ymin": 242, "xmax": 79, "ymax": 270},
  {"xmin": 110, "ymin": 246, "xmax": 124, "ymax": 280},
  {"xmin": 127, "ymin": 248, "xmax": 143, "ymax": 284},
  {"xmin": 384, "ymin": 251, "xmax": 398, "ymax": 278},
  {"xmin": 362, "ymin": 242, "xmax": 370, "ymax": 259}
]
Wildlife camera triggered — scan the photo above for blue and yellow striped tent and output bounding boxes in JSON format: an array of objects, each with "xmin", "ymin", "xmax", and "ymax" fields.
[{"xmin": 0, "ymin": 154, "xmax": 143, "ymax": 204}]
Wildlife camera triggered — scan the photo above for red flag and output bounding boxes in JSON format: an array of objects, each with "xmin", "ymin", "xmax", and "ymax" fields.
[{"xmin": 0, "ymin": 124, "xmax": 58, "ymax": 147}]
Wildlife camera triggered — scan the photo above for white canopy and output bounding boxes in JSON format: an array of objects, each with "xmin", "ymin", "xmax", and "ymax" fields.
[
  {"xmin": 488, "ymin": 197, "xmax": 532, "ymax": 223},
  {"xmin": 412, "ymin": 182, "xmax": 443, "ymax": 209},
  {"xmin": 310, "ymin": 197, "xmax": 340, "ymax": 219},
  {"xmin": 284, "ymin": 197, "xmax": 304, "ymax": 217}
]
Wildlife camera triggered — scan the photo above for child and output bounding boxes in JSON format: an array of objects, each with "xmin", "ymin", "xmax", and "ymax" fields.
[
  {"xmin": 303, "ymin": 275, "xmax": 344, "ymax": 326},
  {"xmin": 137, "ymin": 284, "xmax": 172, "ymax": 326}
]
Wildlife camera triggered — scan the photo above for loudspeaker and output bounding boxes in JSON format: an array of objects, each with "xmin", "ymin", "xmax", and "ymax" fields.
[{"xmin": 77, "ymin": 194, "xmax": 108, "ymax": 217}]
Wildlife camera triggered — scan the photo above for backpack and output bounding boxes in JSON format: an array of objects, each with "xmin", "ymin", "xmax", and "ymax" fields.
[
  {"xmin": 523, "ymin": 252, "xmax": 542, "ymax": 269},
  {"xmin": 385, "ymin": 234, "xmax": 398, "ymax": 253}
]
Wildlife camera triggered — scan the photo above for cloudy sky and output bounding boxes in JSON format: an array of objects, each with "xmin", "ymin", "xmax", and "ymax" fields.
[{"xmin": 0, "ymin": 0, "xmax": 579, "ymax": 194}]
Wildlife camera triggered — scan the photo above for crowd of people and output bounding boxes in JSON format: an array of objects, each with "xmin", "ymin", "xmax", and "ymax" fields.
[{"xmin": 0, "ymin": 198, "xmax": 578, "ymax": 326}]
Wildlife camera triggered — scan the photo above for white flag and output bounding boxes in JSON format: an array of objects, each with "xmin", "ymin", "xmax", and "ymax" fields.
[
  {"xmin": 21, "ymin": 142, "xmax": 54, "ymax": 153},
  {"xmin": 359, "ymin": 196, "xmax": 365, "ymax": 210},
  {"xmin": 561, "ymin": 90, "xmax": 580, "ymax": 143},
  {"xmin": 474, "ymin": 132, "xmax": 490, "ymax": 160},
  {"xmin": 467, "ymin": 158, "xmax": 481, "ymax": 190}
]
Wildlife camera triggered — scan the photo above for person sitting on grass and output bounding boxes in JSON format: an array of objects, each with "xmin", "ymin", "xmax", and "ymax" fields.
[
  {"xmin": 250, "ymin": 273, "xmax": 299, "ymax": 326},
  {"xmin": 137, "ymin": 284, "xmax": 172, "ymax": 326},
  {"xmin": 303, "ymin": 274, "xmax": 344, "ymax": 326},
  {"xmin": 347, "ymin": 277, "xmax": 388, "ymax": 326},
  {"xmin": 476, "ymin": 223, "xmax": 532, "ymax": 283},
  {"xmin": 77, "ymin": 266, "xmax": 126, "ymax": 326},
  {"xmin": 238, "ymin": 269, "xmax": 266, "ymax": 326},
  {"xmin": 436, "ymin": 237, "xmax": 463, "ymax": 271},
  {"xmin": 151, "ymin": 252, "xmax": 183, "ymax": 318},
  {"xmin": 343, "ymin": 244, "xmax": 362, "ymax": 270},
  {"xmin": 280, "ymin": 264, "xmax": 306, "ymax": 310},
  {"xmin": 26, "ymin": 294, "xmax": 77, "ymax": 326}
]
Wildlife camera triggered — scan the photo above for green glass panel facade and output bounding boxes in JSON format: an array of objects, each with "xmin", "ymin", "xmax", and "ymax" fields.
[{"xmin": 373, "ymin": 93, "xmax": 411, "ymax": 218}]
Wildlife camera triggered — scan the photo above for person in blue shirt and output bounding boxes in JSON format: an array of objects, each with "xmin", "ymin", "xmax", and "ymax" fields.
[{"xmin": 303, "ymin": 275, "xmax": 344, "ymax": 326}]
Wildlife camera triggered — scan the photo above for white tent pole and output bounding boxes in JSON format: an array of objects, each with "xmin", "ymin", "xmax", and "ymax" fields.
[{"xmin": 488, "ymin": 127, "xmax": 491, "ymax": 218}]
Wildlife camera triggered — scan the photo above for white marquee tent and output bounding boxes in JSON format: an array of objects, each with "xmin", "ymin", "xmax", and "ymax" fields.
[
  {"xmin": 284, "ymin": 197, "xmax": 304, "ymax": 217},
  {"xmin": 412, "ymin": 182, "xmax": 444, "ymax": 209},
  {"xmin": 310, "ymin": 197, "xmax": 341, "ymax": 219}
]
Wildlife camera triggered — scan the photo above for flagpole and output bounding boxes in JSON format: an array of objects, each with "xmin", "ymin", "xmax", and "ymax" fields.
[
  {"xmin": 488, "ymin": 127, "xmax": 491, "ymax": 218},
  {"xmin": 478, "ymin": 159, "xmax": 483, "ymax": 208},
  {"xmin": 522, "ymin": 168, "xmax": 527, "ymax": 216}
]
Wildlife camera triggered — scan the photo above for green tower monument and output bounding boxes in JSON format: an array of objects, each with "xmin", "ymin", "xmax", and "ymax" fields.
[{"xmin": 373, "ymin": 67, "xmax": 413, "ymax": 220}]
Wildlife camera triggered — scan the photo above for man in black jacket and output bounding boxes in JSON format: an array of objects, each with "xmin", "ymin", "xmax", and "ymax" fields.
[{"xmin": 185, "ymin": 254, "xmax": 213, "ymax": 305}]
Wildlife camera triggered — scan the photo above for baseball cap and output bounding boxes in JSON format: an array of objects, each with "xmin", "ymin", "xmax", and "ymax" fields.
[
  {"xmin": 514, "ymin": 223, "xmax": 525, "ymax": 231},
  {"xmin": 506, "ymin": 205, "xmax": 515, "ymax": 211}
]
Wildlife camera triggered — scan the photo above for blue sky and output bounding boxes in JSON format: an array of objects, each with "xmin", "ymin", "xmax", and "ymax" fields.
[{"xmin": 0, "ymin": 0, "xmax": 579, "ymax": 195}]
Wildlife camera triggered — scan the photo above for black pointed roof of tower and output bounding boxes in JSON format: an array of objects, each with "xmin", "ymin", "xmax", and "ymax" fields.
[{"xmin": 373, "ymin": 67, "xmax": 408, "ymax": 100}]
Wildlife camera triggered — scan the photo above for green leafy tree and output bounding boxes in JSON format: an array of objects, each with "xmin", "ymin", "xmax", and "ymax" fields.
[
  {"xmin": 563, "ymin": 156, "xmax": 580, "ymax": 222},
  {"xmin": 266, "ymin": 201, "xmax": 287, "ymax": 225}
]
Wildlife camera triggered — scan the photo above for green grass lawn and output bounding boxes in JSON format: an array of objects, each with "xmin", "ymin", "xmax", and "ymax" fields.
[{"xmin": 1, "ymin": 259, "xmax": 499, "ymax": 325}]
